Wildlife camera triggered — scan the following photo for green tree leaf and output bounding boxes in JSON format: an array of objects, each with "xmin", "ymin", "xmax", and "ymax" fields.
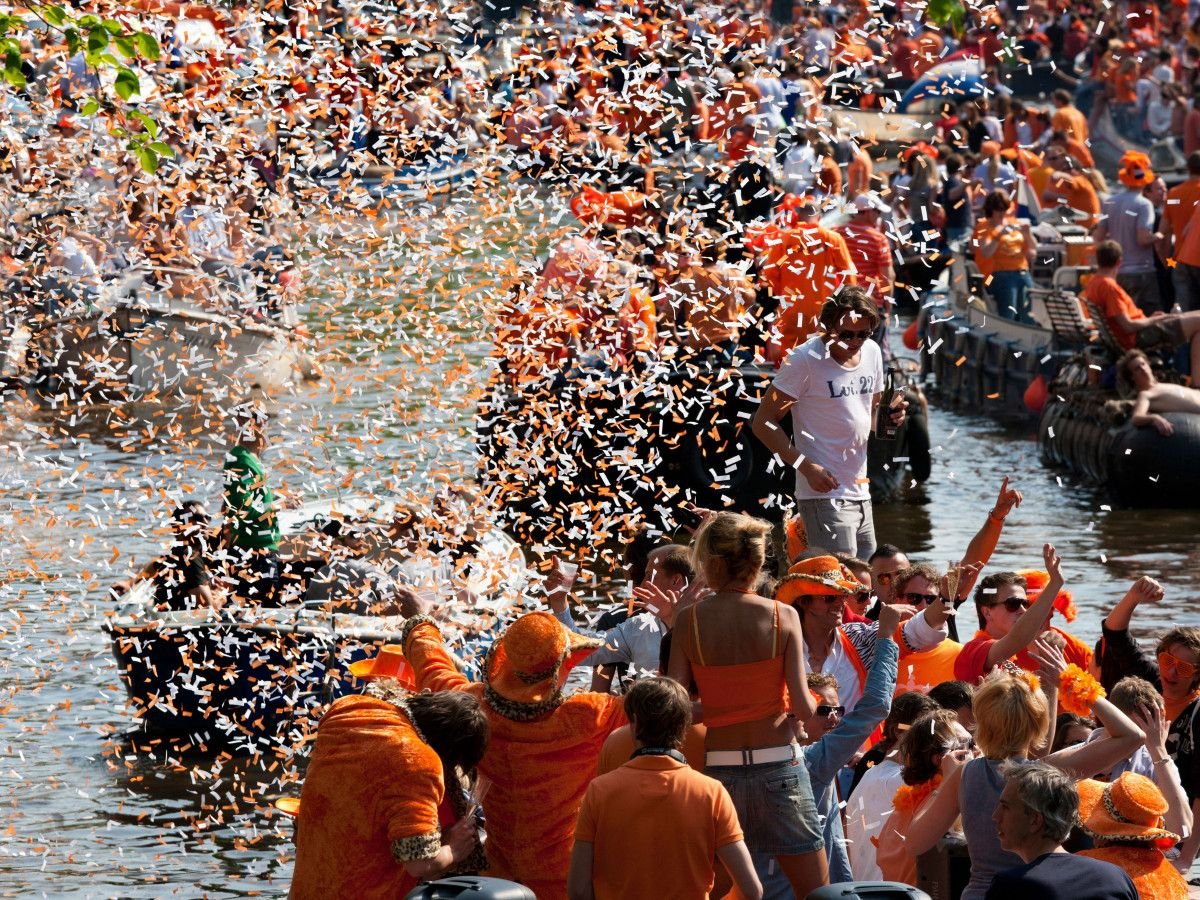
[
  {"xmin": 4, "ymin": 51, "xmax": 26, "ymax": 88},
  {"xmin": 130, "ymin": 109, "xmax": 157, "ymax": 138},
  {"xmin": 65, "ymin": 27, "xmax": 80, "ymax": 57},
  {"xmin": 101, "ymin": 19, "xmax": 123, "ymax": 35},
  {"xmin": 79, "ymin": 98, "xmax": 100, "ymax": 116},
  {"xmin": 86, "ymin": 27, "xmax": 108, "ymax": 54},
  {"xmin": 113, "ymin": 67, "xmax": 140, "ymax": 101},
  {"xmin": 77, "ymin": 14, "xmax": 101, "ymax": 28},
  {"xmin": 148, "ymin": 141, "xmax": 174, "ymax": 158},
  {"xmin": 133, "ymin": 145, "xmax": 158, "ymax": 174},
  {"xmin": 41, "ymin": 5, "xmax": 67, "ymax": 27},
  {"xmin": 114, "ymin": 35, "xmax": 136, "ymax": 58},
  {"xmin": 134, "ymin": 32, "xmax": 159, "ymax": 60}
]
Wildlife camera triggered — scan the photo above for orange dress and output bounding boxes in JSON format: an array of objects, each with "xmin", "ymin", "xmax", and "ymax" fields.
[
  {"xmin": 403, "ymin": 622, "xmax": 626, "ymax": 900},
  {"xmin": 291, "ymin": 696, "xmax": 445, "ymax": 900}
]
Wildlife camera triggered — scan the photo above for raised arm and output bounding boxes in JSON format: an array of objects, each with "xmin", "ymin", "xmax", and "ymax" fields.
[
  {"xmin": 984, "ymin": 543, "xmax": 1063, "ymax": 672},
  {"xmin": 1045, "ymin": 692, "xmax": 1146, "ymax": 778},
  {"xmin": 400, "ymin": 616, "xmax": 471, "ymax": 694},
  {"xmin": 1133, "ymin": 703, "xmax": 1193, "ymax": 841},
  {"xmin": 958, "ymin": 477, "xmax": 1023, "ymax": 602},
  {"xmin": 1103, "ymin": 576, "xmax": 1165, "ymax": 633}
]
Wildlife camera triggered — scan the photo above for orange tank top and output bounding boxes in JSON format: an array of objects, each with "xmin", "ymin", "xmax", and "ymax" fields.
[{"xmin": 690, "ymin": 603, "xmax": 787, "ymax": 728}]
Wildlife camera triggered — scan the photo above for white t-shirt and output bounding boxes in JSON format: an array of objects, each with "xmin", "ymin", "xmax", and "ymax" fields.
[
  {"xmin": 846, "ymin": 756, "xmax": 904, "ymax": 882},
  {"xmin": 772, "ymin": 335, "xmax": 883, "ymax": 501}
]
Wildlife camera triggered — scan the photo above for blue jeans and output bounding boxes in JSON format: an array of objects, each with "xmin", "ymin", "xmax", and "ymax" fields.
[
  {"xmin": 708, "ymin": 756, "xmax": 824, "ymax": 856},
  {"xmin": 990, "ymin": 269, "xmax": 1034, "ymax": 323}
]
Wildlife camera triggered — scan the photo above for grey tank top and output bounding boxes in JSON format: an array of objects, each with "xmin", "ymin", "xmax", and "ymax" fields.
[{"xmin": 959, "ymin": 757, "xmax": 1028, "ymax": 900}]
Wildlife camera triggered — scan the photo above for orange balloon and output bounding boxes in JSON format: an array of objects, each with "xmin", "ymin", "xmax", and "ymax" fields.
[
  {"xmin": 1024, "ymin": 373, "xmax": 1049, "ymax": 414},
  {"xmin": 903, "ymin": 319, "xmax": 920, "ymax": 351}
]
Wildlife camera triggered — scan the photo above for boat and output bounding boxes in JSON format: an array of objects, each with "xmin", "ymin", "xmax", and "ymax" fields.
[
  {"xmin": 917, "ymin": 215, "xmax": 1099, "ymax": 423},
  {"xmin": 1037, "ymin": 359, "xmax": 1200, "ymax": 508},
  {"xmin": 5, "ymin": 265, "xmax": 318, "ymax": 403},
  {"xmin": 103, "ymin": 498, "xmax": 529, "ymax": 752},
  {"xmin": 318, "ymin": 150, "xmax": 477, "ymax": 203},
  {"xmin": 476, "ymin": 356, "xmax": 931, "ymax": 547}
]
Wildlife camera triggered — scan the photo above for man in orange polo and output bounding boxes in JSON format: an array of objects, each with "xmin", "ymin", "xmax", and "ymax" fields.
[
  {"xmin": 1041, "ymin": 149, "xmax": 1100, "ymax": 227},
  {"xmin": 1166, "ymin": 152, "xmax": 1200, "ymax": 310}
]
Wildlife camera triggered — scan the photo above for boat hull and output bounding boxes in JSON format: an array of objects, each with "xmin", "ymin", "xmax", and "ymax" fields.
[
  {"xmin": 104, "ymin": 608, "xmax": 397, "ymax": 751},
  {"xmin": 27, "ymin": 305, "xmax": 316, "ymax": 402},
  {"xmin": 1038, "ymin": 395, "xmax": 1200, "ymax": 508}
]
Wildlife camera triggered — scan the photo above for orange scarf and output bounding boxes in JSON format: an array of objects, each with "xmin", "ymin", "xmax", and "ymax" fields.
[{"xmin": 892, "ymin": 774, "xmax": 943, "ymax": 815}]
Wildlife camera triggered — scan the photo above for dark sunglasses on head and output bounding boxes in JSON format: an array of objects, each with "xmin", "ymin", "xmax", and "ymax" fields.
[
  {"xmin": 989, "ymin": 597, "xmax": 1031, "ymax": 613},
  {"xmin": 900, "ymin": 591, "xmax": 940, "ymax": 606},
  {"xmin": 939, "ymin": 737, "xmax": 976, "ymax": 754},
  {"xmin": 835, "ymin": 328, "xmax": 872, "ymax": 343},
  {"xmin": 815, "ymin": 704, "xmax": 846, "ymax": 718}
]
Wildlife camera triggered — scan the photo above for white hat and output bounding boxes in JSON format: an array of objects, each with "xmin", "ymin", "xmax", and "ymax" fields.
[{"xmin": 854, "ymin": 192, "xmax": 888, "ymax": 214}]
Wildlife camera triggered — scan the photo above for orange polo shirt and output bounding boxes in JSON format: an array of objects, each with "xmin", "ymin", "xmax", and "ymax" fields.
[
  {"xmin": 1164, "ymin": 177, "xmax": 1200, "ymax": 245},
  {"xmin": 758, "ymin": 223, "xmax": 856, "ymax": 356},
  {"xmin": 1083, "ymin": 273, "xmax": 1143, "ymax": 349},
  {"xmin": 575, "ymin": 755, "xmax": 743, "ymax": 900}
]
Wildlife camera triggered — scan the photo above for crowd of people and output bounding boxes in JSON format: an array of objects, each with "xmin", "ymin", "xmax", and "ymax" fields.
[
  {"xmin": 291, "ymin": 503, "xmax": 1200, "ymax": 900},
  {"xmin": 14, "ymin": 0, "xmax": 1198, "ymax": 897}
]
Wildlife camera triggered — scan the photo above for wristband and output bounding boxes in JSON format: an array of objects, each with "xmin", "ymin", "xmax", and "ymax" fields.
[{"xmin": 987, "ymin": 509, "xmax": 1005, "ymax": 524}]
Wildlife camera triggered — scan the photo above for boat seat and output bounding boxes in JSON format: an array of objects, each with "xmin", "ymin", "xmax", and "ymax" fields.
[
  {"xmin": 1051, "ymin": 266, "xmax": 1090, "ymax": 294},
  {"xmin": 1039, "ymin": 290, "xmax": 1097, "ymax": 346},
  {"xmin": 1079, "ymin": 297, "xmax": 1125, "ymax": 359}
]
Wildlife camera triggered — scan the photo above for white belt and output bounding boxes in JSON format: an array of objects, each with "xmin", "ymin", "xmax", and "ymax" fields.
[{"xmin": 706, "ymin": 743, "xmax": 800, "ymax": 767}]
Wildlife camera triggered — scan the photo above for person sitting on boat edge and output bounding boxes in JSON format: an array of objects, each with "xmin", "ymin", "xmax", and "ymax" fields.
[
  {"xmin": 290, "ymin": 674, "xmax": 489, "ymax": 900},
  {"xmin": 752, "ymin": 287, "xmax": 907, "ymax": 561},
  {"xmin": 987, "ymin": 762, "xmax": 1138, "ymax": 900},
  {"xmin": 1084, "ymin": 241, "xmax": 1200, "ymax": 379},
  {"xmin": 222, "ymin": 402, "xmax": 282, "ymax": 606},
  {"xmin": 398, "ymin": 609, "xmax": 625, "ymax": 900},
  {"xmin": 1119, "ymin": 349, "xmax": 1200, "ymax": 437},
  {"xmin": 110, "ymin": 499, "xmax": 225, "ymax": 612}
]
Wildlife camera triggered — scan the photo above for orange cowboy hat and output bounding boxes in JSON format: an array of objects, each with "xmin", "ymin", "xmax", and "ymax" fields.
[
  {"xmin": 776, "ymin": 555, "xmax": 861, "ymax": 606},
  {"xmin": 349, "ymin": 645, "xmax": 417, "ymax": 690},
  {"xmin": 1017, "ymin": 569, "xmax": 1077, "ymax": 622},
  {"xmin": 483, "ymin": 611, "xmax": 602, "ymax": 713},
  {"xmin": 1078, "ymin": 773, "xmax": 1180, "ymax": 844},
  {"xmin": 1118, "ymin": 151, "xmax": 1155, "ymax": 189}
]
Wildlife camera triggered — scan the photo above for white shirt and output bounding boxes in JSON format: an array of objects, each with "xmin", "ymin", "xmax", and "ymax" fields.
[
  {"xmin": 773, "ymin": 336, "xmax": 884, "ymax": 502},
  {"xmin": 846, "ymin": 756, "xmax": 905, "ymax": 882},
  {"xmin": 801, "ymin": 613, "xmax": 947, "ymax": 713}
]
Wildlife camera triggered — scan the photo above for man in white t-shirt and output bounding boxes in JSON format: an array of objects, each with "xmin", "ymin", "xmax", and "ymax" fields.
[{"xmin": 752, "ymin": 286, "xmax": 905, "ymax": 558}]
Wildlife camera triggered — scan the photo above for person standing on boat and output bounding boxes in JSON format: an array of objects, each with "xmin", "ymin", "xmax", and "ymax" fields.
[
  {"xmin": 975, "ymin": 189, "xmax": 1037, "ymax": 324},
  {"xmin": 752, "ymin": 287, "xmax": 904, "ymax": 560},
  {"xmin": 1094, "ymin": 152, "xmax": 1164, "ymax": 314},
  {"xmin": 222, "ymin": 402, "xmax": 281, "ymax": 606}
]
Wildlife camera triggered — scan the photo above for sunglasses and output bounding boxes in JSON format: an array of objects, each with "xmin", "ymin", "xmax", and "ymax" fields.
[
  {"xmin": 939, "ymin": 737, "xmax": 977, "ymax": 754},
  {"xmin": 876, "ymin": 572, "xmax": 895, "ymax": 586},
  {"xmin": 988, "ymin": 597, "xmax": 1030, "ymax": 613},
  {"xmin": 901, "ymin": 591, "xmax": 940, "ymax": 606},
  {"xmin": 835, "ymin": 329, "xmax": 872, "ymax": 343},
  {"xmin": 1158, "ymin": 651, "xmax": 1199, "ymax": 680},
  {"xmin": 802, "ymin": 594, "xmax": 846, "ymax": 604},
  {"xmin": 852, "ymin": 590, "xmax": 872, "ymax": 605},
  {"xmin": 815, "ymin": 704, "xmax": 846, "ymax": 718}
]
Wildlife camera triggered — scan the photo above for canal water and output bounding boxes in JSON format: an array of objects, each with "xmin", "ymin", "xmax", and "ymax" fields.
[{"xmin": 0, "ymin": 184, "xmax": 1196, "ymax": 897}]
